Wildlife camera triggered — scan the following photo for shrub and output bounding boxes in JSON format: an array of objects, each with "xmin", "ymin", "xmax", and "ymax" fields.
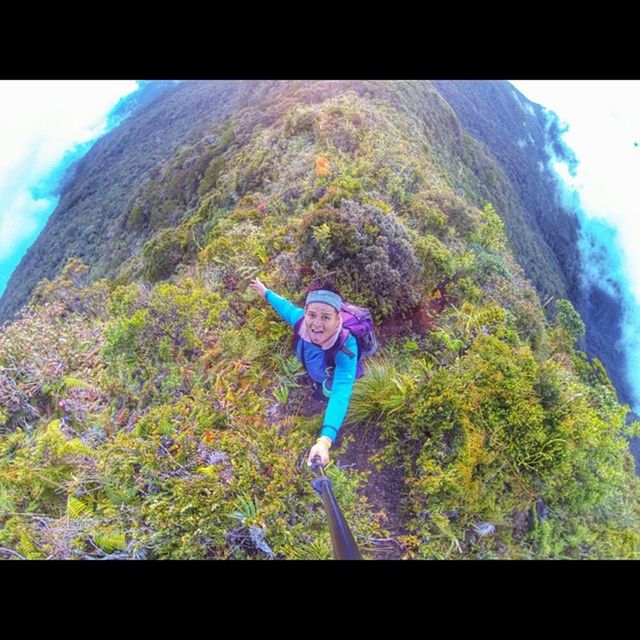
[
  {"xmin": 29, "ymin": 257, "xmax": 110, "ymax": 320},
  {"xmin": 197, "ymin": 156, "xmax": 226, "ymax": 198},
  {"xmin": 0, "ymin": 265, "xmax": 106, "ymax": 432},
  {"xmin": 126, "ymin": 205, "xmax": 146, "ymax": 231},
  {"xmin": 471, "ymin": 203, "xmax": 507, "ymax": 252},
  {"xmin": 315, "ymin": 156, "xmax": 330, "ymax": 177},
  {"xmin": 141, "ymin": 227, "xmax": 189, "ymax": 283},
  {"xmin": 407, "ymin": 188, "xmax": 480, "ymax": 238},
  {"xmin": 297, "ymin": 200, "xmax": 424, "ymax": 320},
  {"xmin": 554, "ymin": 299, "xmax": 586, "ymax": 345},
  {"xmin": 412, "ymin": 233, "xmax": 457, "ymax": 288},
  {"xmin": 103, "ymin": 279, "xmax": 226, "ymax": 372}
]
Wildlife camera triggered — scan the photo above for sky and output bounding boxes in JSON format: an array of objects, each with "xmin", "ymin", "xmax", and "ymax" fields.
[
  {"xmin": 0, "ymin": 80, "xmax": 140, "ymax": 296},
  {"xmin": 511, "ymin": 80, "xmax": 640, "ymax": 412}
]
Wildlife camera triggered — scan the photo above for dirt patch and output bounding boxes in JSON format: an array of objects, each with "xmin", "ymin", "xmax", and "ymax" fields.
[
  {"xmin": 278, "ymin": 382, "xmax": 411, "ymax": 559},
  {"xmin": 377, "ymin": 306, "xmax": 430, "ymax": 345},
  {"xmin": 336, "ymin": 421, "xmax": 411, "ymax": 560},
  {"xmin": 376, "ymin": 286, "xmax": 456, "ymax": 348},
  {"xmin": 511, "ymin": 509, "xmax": 531, "ymax": 541}
]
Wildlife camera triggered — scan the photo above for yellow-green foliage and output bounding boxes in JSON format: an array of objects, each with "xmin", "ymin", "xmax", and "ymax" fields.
[
  {"xmin": 553, "ymin": 298, "xmax": 586, "ymax": 345},
  {"xmin": 103, "ymin": 279, "xmax": 227, "ymax": 408},
  {"xmin": 407, "ymin": 188, "xmax": 480, "ymax": 239},
  {"xmin": 17, "ymin": 530, "xmax": 44, "ymax": 559},
  {"xmin": 93, "ymin": 530, "xmax": 127, "ymax": 553},
  {"xmin": 60, "ymin": 377, "xmax": 91, "ymax": 391},
  {"xmin": 1, "ymin": 83, "xmax": 639, "ymax": 561},
  {"xmin": 407, "ymin": 192, "xmax": 450, "ymax": 238},
  {"xmin": 412, "ymin": 233, "xmax": 457, "ymax": 287},
  {"xmin": 197, "ymin": 156, "xmax": 226, "ymax": 198},
  {"xmin": 472, "ymin": 203, "xmax": 507, "ymax": 252},
  {"xmin": 196, "ymin": 197, "xmax": 288, "ymax": 298},
  {"xmin": 0, "ymin": 267, "xmax": 106, "ymax": 431},
  {"xmin": 392, "ymin": 329, "xmax": 640, "ymax": 559},
  {"xmin": 346, "ymin": 357, "xmax": 416, "ymax": 425},
  {"xmin": 126, "ymin": 205, "xmax": 145, "ymax": 231},
  {"xmin": 0, "ymin": 420, "xmax": 83, "ymax": 530},
  {"xmin": 29, "ymin": 257, "xmax": 111, "ymax": 320},
  {"xmin": 68, "ymin": 495, "xmax": 91, "ymax": 519},
  {"xmin": 93, "ymin": 404, "xmax": 381, "ymax": 559},
  {"xmin": 285, "ymin": 537, "xmax": 333, "ymax": 560}
]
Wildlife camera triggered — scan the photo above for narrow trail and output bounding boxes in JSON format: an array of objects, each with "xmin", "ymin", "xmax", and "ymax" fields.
[
  {"xmin": 291, "ymin": 390, "xmax": 410, "ymax": 559},
  {"xmin": 336, "ymin": 421, "xmax": 411, "ymax": 560}
]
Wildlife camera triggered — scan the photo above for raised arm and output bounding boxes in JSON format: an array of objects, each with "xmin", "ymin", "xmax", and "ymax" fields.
[
  {"xmin": 264, "ymin": 290, "xmax": 305, "ymax": 327},
  {"xmin": 249, "ymin": 278, "xmax": 304, "ymax": 327}
]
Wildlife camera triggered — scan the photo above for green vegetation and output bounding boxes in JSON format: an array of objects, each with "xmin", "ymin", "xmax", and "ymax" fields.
[{"xmin": 1, "ymin": 81, "xmax": 638, "ymax": 559}]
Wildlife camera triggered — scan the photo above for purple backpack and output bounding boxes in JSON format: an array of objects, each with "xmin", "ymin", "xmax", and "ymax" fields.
[{"xmin": 293, "ymin": 301, "xmax": 378, "ymax": 379}]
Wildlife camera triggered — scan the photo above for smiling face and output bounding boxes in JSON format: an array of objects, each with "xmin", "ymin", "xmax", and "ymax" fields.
[{"xmin": 304, "ymin": 302, "xmax": 340, "ymax": 344}]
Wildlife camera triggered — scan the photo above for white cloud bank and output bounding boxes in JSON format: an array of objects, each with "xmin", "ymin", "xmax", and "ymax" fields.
[
  {"xmin": 511, "ymin": 80, "xmax": 640, "ymax": 411},
  {"xmin": 0, "ymin": 80, "xmax": 138, "ymax": 291}
]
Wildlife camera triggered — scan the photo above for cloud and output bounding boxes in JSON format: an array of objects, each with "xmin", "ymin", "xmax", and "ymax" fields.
[
  {"xmin": 0, "ymin": 80, "xmax": 139, "ymax": 293},
  {"xmin": 512, "ymin": 80, "xmax": 640, "ymax": 411}
]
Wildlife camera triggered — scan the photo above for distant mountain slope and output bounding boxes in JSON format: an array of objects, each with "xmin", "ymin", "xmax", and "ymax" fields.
[
  {"xmin": 433, "ymin": 80, "xmax": 635, "ymax": 408},
  {"xmin": 0, "ymin": 81, "xmax": 247, "ymax": 323}
]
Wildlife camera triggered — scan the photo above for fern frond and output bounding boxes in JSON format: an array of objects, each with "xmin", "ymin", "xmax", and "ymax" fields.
[
  {"xmin": 64, "ymin": 438, "xmax": 95, "ymax": 457},
  {"xmin": 287, "ymin": 538, "xmax": 333, "ymax": 560},
  {"xmin": 68, "ymin": 495, "xmax": 91, "ymax": 519},
  {"xmin": 104, "ymin": 483, "xmax": 138, "ymax": 506},
  {"xmin": 45, "ymin": 419, "xmax": 63, "ymax": 438},
  {"xmin": 94, "ymin": 532, "xmax": 127, "ymax": 553},
  {"xmin": 18, "ymin": 532, "xmax": 42, "ymax": 559},
  {"xmin": 62, "ymin": 376, "xmax": 91, "ymax": 390},
  {"xmin": 43, "ymin": 419, "xmax": 68, "ymax": 456}
]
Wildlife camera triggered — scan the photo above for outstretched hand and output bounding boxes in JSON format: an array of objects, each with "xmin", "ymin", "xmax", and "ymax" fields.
[{"xmin": 249, "ymin": 277, "xmax": 268, "ymax": 300}]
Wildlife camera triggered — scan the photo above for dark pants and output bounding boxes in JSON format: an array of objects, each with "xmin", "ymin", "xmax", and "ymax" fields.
[{"xmin": 311, "ymin": 379, "xmax": 332, "ymax": 402}]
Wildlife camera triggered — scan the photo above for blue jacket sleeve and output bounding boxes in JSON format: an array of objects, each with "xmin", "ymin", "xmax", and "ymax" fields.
[
  {"xmin": 264, "ymin": 289, "xmax": 305, "ymax": 327},
  {"xmin": 319, "ymin": 334, "xmax": 358, "ymax": 444}
]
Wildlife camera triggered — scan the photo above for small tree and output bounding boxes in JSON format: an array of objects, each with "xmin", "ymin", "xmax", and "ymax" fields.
[{"xmin": 554, "ymin": 299, "xmax": 585, "ymax": 345}]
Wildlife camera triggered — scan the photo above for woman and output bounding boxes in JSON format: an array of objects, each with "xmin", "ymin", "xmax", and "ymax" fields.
[{"xmin": 249, "ymin": 277, "xmax": 358, "ymax": 467}]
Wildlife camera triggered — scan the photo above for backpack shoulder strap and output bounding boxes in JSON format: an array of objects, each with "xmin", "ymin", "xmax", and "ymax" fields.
[
  {"xmin": 292, "ymin": 316, "xmax": 304, "ymax": 349},
  {"xmin": 325, "ymin": 328, "xmax": 356, "ymax": 370}
]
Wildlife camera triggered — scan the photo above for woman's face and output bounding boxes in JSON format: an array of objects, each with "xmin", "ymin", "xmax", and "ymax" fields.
[{"xmin": 304, "ymin": 302, "xmax": 340, "ymax": 344}]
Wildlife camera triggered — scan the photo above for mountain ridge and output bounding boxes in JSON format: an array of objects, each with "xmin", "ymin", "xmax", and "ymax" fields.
[{"xmin": 1, "ymin": 80, "xmax": 638, "ymax": 559}]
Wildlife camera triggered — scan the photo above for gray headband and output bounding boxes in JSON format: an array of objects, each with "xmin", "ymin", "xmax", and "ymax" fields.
[{"xmin": 305, "ymin": 289, "xmax": 342, "ymax": 313}]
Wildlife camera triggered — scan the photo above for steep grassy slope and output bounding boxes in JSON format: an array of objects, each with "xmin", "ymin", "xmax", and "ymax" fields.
[{"xmin": 0, "ymin": 81, "xmax": 570, "ymax": 322}]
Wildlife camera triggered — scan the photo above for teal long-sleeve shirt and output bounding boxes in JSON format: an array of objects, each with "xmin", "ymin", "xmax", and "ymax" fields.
[{"xmin": 265, "ymin": 289, "xmax": 358, "ymax": 444}]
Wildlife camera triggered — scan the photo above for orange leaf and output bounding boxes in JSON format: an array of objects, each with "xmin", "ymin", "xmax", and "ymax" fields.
[{"xmin": 315, "ymin": 156, "xmax": 330, "ymax": 177}]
